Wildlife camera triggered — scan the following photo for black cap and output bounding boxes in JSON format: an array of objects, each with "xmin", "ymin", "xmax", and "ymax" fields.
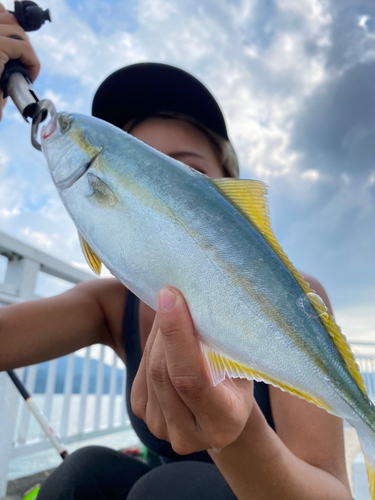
[{"xmin": 92, "ymin": 62, "xmax": 228, "ymax": 140}]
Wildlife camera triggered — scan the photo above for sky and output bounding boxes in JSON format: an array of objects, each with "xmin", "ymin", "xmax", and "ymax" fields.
[{"xmin": 0, "ymin": 0, "xmax": 374, "ymax": 342}]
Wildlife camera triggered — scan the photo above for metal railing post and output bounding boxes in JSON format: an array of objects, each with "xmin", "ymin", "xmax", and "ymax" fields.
[
  {"xmin": 0, "ymin": 371, "xmax": 21, "ymax": 498},
  {"xmin": 5, "ymin": 256, "xmax": 39, "ymax": 300},
  {"xmin": 352, "ymin": 452, "xmax": 369, "ymax": 500},
  {"xmin": 77, "ymin": 347, "xmax": 91, "ymax": 435}
]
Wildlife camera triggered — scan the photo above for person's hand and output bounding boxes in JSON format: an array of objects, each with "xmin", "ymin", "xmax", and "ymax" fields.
[
  {"xmin": 131, "ymin": 287, "xmax": 254, "ymax": 455},
  {"xmin": 0, "ymin": 3, "xmax": 40, "ymax": 121}
]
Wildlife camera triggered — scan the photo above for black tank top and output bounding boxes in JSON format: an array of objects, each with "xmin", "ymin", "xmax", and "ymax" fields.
[{"xmin": 123, "ymin": 290, "xmax": 275, "ymax": 462}]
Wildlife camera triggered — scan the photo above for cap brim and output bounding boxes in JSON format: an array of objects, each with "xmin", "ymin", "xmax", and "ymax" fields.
[{"xmin": 92, "ymin": 62, "xmax": 228, "ymax": 140}]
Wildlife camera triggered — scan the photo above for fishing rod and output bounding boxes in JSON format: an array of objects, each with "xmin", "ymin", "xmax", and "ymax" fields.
[
  {"xmin": 0, "ymin": 1, "xmax": 56, "ymax": 151},
  {"xmin": 7, "ymin": 369, "xmax": 144, "ymax": 461},
  {"xmin": 6, "ymin": 370, "xmax": 67, "ymax": 500},
  {"xmin": 7, "ymin": 370, "xmax": 68, "ymax": 459},
  {"xmin": 7, "ymin": 369, "xmax": 144, "ymax": 499}
]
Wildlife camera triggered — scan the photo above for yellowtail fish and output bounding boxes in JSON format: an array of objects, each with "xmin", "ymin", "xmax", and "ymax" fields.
[{"xmin": 42, "ymin": 112, "xmax": 375, "ymax": 497}]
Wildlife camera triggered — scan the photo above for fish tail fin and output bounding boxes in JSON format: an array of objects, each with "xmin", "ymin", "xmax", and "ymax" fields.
[{"xmin": 351, "ymin": 412, "xmax": 375, "ymax": 500}]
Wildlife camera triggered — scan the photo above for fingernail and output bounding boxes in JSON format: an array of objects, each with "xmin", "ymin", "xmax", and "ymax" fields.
[{"xmin": 158, "ymin": 288, "xmax": 176, "ymax": 312}]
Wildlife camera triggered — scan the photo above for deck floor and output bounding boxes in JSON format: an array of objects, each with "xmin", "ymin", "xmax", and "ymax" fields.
[
  {"xmin": 2, "ymin": 429, "xmax": 363, "ymax": 500},
  {"xmin": 5, "ymin": 469, "xmax": 54, "ymax": 500}
]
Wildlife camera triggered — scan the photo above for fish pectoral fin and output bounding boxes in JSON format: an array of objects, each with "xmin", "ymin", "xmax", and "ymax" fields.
[
  {"xmin": 199, "ymin": 341, "xmax": 257, "ymax": 386},
  {"xmin": 78, "ymin": 233, "xmax": 102, "ymax": 276},
  {"xmin": 87, "ymin": 173, "xmax": 118, "ymax": 207}
]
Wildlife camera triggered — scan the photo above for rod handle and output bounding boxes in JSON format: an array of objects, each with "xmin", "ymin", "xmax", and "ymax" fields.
[{"xmin": 1, "ymin": 59, "xmax": 32, "ymax": 98}]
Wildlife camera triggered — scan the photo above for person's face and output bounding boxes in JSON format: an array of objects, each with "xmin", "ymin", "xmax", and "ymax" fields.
[{"xmin": 130, "ymin": 117, "xmax": 225, "ymax": 178}]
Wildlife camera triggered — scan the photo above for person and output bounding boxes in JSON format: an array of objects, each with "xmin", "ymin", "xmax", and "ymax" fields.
[{"xmin": 0, "ymin": 5, "xmax": 352, "ymax": 499}]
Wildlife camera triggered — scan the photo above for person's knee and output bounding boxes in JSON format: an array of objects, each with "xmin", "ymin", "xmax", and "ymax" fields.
[
  {"xmin": 37, "ymin": 446, "xmax": 114, "ymax": 500},
  {"xmin": 128, "ymin": 461, "xmax": 237, "ymax": 500},
  {"xmin": 64, "ymin": 446, "xmax": 114, "ymax": 473}
]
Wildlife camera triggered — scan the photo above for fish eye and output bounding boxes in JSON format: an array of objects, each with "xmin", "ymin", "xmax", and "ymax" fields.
[{"xmin": 58, "ymin": 114, "xmax": 72, "ymax": 133}]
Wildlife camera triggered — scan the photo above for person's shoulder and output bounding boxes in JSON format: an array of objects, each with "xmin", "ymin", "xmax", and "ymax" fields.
[
  {"xmin": 73, "ymin": 277, "xmax": 128, "ymax": 358},
  {"xmin": 72, "ymin": 277, "xmax": 127, "ymax": 327},
  {"xmin": 77, "ymin": 277, "xmax": 127, "ymax": 313},
  {"xmin": 298, "ymin": 271, "xmax": 333, "ymax": 316},
  {"xmin": 74, "ymin": 276, "xmax": 126, "ymax": 296}
]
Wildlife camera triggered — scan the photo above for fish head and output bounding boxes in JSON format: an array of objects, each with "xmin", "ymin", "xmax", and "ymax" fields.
[
  {"xmin": 41, "ymin": 112, "xmax": 107, "ymax": 191},
  {"xmin": 41, "ymin": 111, "xmax": 124, "ymax": 259}
]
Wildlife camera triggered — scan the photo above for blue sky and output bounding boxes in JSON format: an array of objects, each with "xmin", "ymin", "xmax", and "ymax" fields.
[{"xmin": 0, "ymin": 0, "xmax": 374, "ymax": 340}]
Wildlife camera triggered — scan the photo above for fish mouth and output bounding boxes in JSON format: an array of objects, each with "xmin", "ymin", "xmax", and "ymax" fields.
[
  {"xmin": 41, "ymin": 115, "xmax": 57, "ymax": 141},
  {"xmin": 55, "ymin": 148, "xmax": 103, "ymax": 190}
]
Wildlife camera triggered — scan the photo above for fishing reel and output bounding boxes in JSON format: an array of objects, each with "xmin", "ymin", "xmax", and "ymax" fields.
[
  {"xmin": 0, "ymin": 1, "xmax": 55, "ymax": 150},
  {"xmin": 9, "ymin": 0, "xmax": 51, "ymax": 31}
]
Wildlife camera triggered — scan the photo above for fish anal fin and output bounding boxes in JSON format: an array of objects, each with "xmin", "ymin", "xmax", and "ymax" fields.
[
  {"xmin": 199, "ymin": 341, "xmax": 331, "ymax": 413},
  {"xmin": 365, "ymin": 458, "xmax": 375, "ymax": 500},
  {"xmin": 199, "ymin": 341, "xmax": 255, "ymax": 386},
  {"xmin": 78, "ymin": 233, "xmax": 102, "ymax": 276},
  {"xmin": 211, "ymin": 178, "xmax": 367, "ymax": 397}
]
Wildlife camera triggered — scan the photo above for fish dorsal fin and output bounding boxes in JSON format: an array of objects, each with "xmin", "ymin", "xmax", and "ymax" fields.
[
  {"xmin": 78, "ymin": 233, "xmax": 102, "ymax": 276},
  {"xmin": 212, "ymin": 178, "xmax": 367, "ymax": 396},
  {"xmin": 199, "ymin": 341, "xmax": 332, "ymax": 413},
  {"xmin": 212, "ymin": 179, "xmax": 270, "ymax": 234}
]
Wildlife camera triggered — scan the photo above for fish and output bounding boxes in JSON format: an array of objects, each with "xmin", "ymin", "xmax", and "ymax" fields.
[{"xmin": 42, "ymin": 111, "xmax": 375, "ymax": 498}]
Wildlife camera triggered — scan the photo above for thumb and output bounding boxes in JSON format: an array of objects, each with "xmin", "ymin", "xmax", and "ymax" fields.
[
  {"xmin": 157, "ymin": 286, "xmax": 195, "ymax": 346},
  {"xmin": 157, "ymin": 287, "xmax": 209, "ymax": 383}
]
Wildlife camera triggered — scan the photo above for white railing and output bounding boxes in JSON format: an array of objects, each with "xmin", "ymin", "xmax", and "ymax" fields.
[
  {"xmin": 346, "ymin": 342, "xmax": 375, "ymax": 500},
  {"xmin": 0, "ymin": 231, "xmax": 132, "ymax": 498},
  {"xmin": 8, "ymin": 348, "xmax": 128, "ymax": 460}
]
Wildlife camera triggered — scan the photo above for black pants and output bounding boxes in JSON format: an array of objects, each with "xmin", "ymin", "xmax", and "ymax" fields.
[{"xmin": 37, "ymin": 446, "xmax": 237, "ymax": 499}]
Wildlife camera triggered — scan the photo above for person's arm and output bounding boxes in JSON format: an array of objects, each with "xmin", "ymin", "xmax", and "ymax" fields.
[
  {"xmin": 209, "ymin": 400, "xmax": 350, "ymax": 500},
  {"xmin": 132, "ymin": 284, "xmax": 351, "ymax": 500},
  {"xmin": 0, "ymin": 278, "xmax": 126, "ymax": 371}
]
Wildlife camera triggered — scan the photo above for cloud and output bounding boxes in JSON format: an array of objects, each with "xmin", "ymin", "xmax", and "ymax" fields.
[
  {"xmin": 291, "ymin": 61, "xmax": 375, "ymax": 177},
  {"xmin": 0, "ymin": 148, "xmax": 24, "ymax": 222},
  {"xmin": 327, "ymin": 0, "xmax": 375, "ymax": 70},
  {"xmin": 43, "ymin": 90, "xmax": 72, "ymax": 111},
  {"xmin": 301, "ymin": 169, "xmax": 320, "ymax": 181},
  {"xmin": 336, "ymin": 304, "xmax": 375, "ymax": 341},
  {"xmin": 21, "ymin": 227, "xmax": 56, "ymax": 250},
  {"xmin": 35, "ymin": 271, "xmax": 75, "ymax": 297},
  {"xmin": 0, "ymin": 149, "xmax": 10, "ymax": 170},
  {"xmin": 0, "ymin": 207, "xmax": 21, "ymax": 219},
  {"xmin": 137, "ymin": 0, "xmax": 178, "ymax": 24},
  {"xmin": 28, "ymin": 0, "xmax": 146, "ymax": 92},
  {"xmin": 259, "ymin": 1, "xmax": 375, "ymax": 336}
]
